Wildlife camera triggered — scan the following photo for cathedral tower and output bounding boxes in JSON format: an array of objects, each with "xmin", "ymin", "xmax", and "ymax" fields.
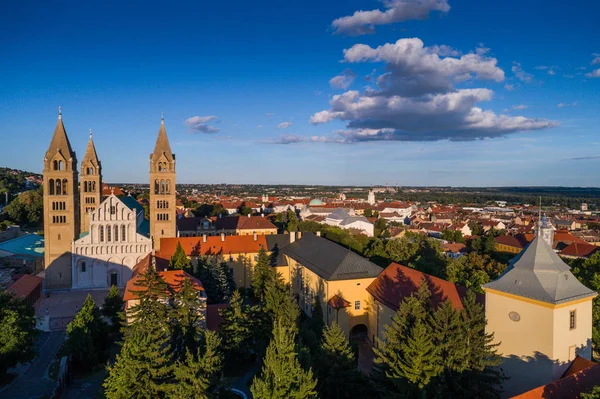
[
  {"xmin": 80, "ymin": 129, "xmax": 102, "ymax": 233},
  {"xmin": 149, "ymin": 114, "xmax": 176, "ymax": 250},
  {"xmin": 43, "ymin": 108, "xmax": 80, "ymax": 289}
]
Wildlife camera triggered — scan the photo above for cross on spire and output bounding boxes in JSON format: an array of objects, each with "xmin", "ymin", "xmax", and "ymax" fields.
[
  {"xmin": 58, "ymin": 106, "xmax": 62, "ymax": 120},
  {"xmin": 161, "ymin": 112, "xmax": 164, "ymax": 124},
  {"xmin": 89, "ymin": 128, "xmax": 93, "ymax": 139}
]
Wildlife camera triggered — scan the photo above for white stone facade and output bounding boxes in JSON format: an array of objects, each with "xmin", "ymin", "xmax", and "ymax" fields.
[{"xmin": 71, "ymin": 194, "xmax": 151, "ymax": 289}]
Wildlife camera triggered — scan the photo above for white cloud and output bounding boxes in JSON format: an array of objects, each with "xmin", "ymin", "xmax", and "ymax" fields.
[
  {"xmin": 184, "ymin": 116, "xmax": 220, "ymax": 134},
  {"xmin": 266, "ymin": 113, "xmax": 274, "ymax": 118},
  {"xmin": 257, "ymin": 125, "xmax": 263, "ymax": 128},
  {"xmin": 557, "ymin": 102, "xmax": 577, "ymax": 108},
  {"xmin": 329, "ymin": 69, "xmax": 357, "ymax": 89},
  {"xmin": 277, "ymin": 121, "xmax": 293, "ymax": 129},
  {"xmin": 586, "ymin": 68, "xmax": 600, "ymax": 78},
  {"xmin": 342, "ymin": 38, "xmax": 504, "ymax": 97},
  {"xmin": 332, "ymin": 0, "xmax": 450, "ymax": 36},
  {"xmin": 266, "ymin": 134, "xmax": 304, "ymax": 144},
  {"xmin": 310, "ymin": 39, "xmax": 557, "ymax": 142},
  {"xmin": 592, "ymin": 54, "xmax": 600, "ymax": 65},
  {"xmin": 512, "ymin": 62, "xmax": 534, "ymax": 83},
  {"xmin": 563, "ymin": 74, "xmax": 575, "ymax": 78},
  {"xmin": 504, "ymin": 104, "xmax": 528, "ymax": 112},
  {"xmin": 504, "ymin": 83, "xmax": 517, "ymax": 91}
]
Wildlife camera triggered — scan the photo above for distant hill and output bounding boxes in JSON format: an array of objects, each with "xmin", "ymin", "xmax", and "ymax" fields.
[{"xmin": 0, "ymin": 167, "xmax": 42, "ymax": 203}]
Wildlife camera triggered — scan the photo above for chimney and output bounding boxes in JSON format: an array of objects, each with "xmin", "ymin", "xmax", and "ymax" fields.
[
  {"xmin": 221, "ymin": 232, "xmax": 225, "ymax": 242},
  {"xmin": 290, "ymin": 231, "xmax": 296, "ymax": 243},
  {"xmin": 316, "ymin": 231, "xmax": 321, "ymax": 237},
  {"xmin": 261, "ymin": 213, "xmax": 264, "ymax": 217},
  {"xmin": 253, "ymin": 232, "xmax": 257, "ymax": 241},
  {"xmin": 247, "ymin": 214, "xmax": 251, "ymax": 218},
  {"xmin": 203, "ymin": 234, "xmax": 207, "ymax": 243},
  {"xmin": 297, "ymin": 231, "xmax": 302, "ymax": 239}
]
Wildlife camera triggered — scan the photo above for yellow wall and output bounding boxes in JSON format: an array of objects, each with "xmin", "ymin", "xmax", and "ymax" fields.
[
  {"xmin": 367, "ymin": 298, "xmax": 396, "ymax": 348},
  {"xmin": 190, "ymin": 252, "xmax": 259, "ymax": 289},
  {"xmin": 484, "ymin": 289, "xmax": 596, "ymax": 397},
  {"xmin": 237, "ymin": 228, "xmax": 277, "ymax": 236},
  {"xmin": 496, "ymin": 244, "xmax": 521, "ymax": 254}
]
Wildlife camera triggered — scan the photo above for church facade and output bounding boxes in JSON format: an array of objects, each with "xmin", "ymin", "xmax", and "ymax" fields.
[{"xmin": 42, "ymin": 109, "xmax": 177, "ymax": 290}]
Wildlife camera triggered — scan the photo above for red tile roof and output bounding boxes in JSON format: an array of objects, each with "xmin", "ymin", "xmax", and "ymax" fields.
[
  {"xmin": 158, "ymin": 235, "xmax": 269, "ymax": 259},
  {"xmin": 560, "ymin": 242, "xmax": 599, "ymax": 258},
  {"xmin": 366, "ymin": 262, "xmax": 482, "ymax": 312},
  {"xmin": 214, "ymin": 216, "xmax": 277, "ymax": 231},
  {"xmin": 7, "ymin": 274, "xmax": 43, "ymax": 298},
  {"xmin": 512, "ymin": 357, "xmax": 600, "ymax": 399},
  {"xmin": 495, "ymin": 235, "xmax": 526, "ymax": 249},
  {"xmin": 327, "ymin": 294, "xmax": 351, "ymax": 309},
  {"xmin": 442, "ymin": 243, "xmax": 467, "ymax": 254},
  {"xmin": 124, "ymin": 256, "xmax": 204, "ymax": 302},
  {"xmin": 102, "ymin": 184, "xmax": 124, "ymax": 196}
]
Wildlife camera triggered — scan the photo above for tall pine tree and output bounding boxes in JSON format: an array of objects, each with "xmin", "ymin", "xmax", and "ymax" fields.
[
  {"xmin": 252, "ymin": 245, "xmax": 274, "ymax": 300},
  {"xmin": 251, "ymin": 320, "xmax": 317, "ymax": 399},
  {"xmin": 171, "ymin": 330, "xmax": 223, "ymax": 399},
  {"xmin": 219, "ymin": 290, "xmax": 255, "ymax": 364},
  {"xmin": 103, "ymin": 284, "xmax": 124, "ymax": 331},
  {"xmin": 66, "ymin": 294, "xmax": 109, "ymax": 371},
  {"xmin": 171, "ymin": 277, "xmax": 205, "ymax": 359},
  {"xmin": 170, "ymin": 241, "xmax": 191, "ymax": 271}
]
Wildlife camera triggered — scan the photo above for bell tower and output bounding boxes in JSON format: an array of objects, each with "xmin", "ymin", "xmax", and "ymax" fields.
[
  {"xmin": 149, "ymin": 114, "xmax": 176, "ymax": 250},
  {"xmin": 43, "ymin": 107, "xmax": 80, "ymax": 289},
  {"xmin": 80, "ymin": 129, "xmax": 102, "ymax": 233}
]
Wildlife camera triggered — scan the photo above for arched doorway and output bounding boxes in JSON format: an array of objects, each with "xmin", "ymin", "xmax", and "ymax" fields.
[
  {"xmin": 109, "ymin": 270, "xmax": 118, "ymax": 287},
  {"xmin": 349, "ymin": 324, "xmax": 368, "ymax": 342}
]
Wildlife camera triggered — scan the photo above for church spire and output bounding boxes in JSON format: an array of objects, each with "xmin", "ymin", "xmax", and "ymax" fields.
[
  {"xmin": 151, "ymin": 113, "xmax": 174, "ymax": 162},
  {"xmin": 46, "ymin": 106, "xmax": 75, "ymax": 159},
  {"xmin": 82, "ymin": 128, "xmax": 100, "ymax": 167}
]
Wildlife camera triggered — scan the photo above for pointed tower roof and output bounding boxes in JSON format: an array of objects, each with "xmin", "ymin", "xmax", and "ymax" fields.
[
  {"xmin": 151, "ymin": 114, "xmax": 174, "ymax": 162},
  {"xmin": 82, "ymin": 129, "xmax": 100, "ymax": 166},
  {"xmin": 45, "ymin": 107, "xmax": 75, "ymax": 159},
  {"xmin": 483, "ymin": 224, "xmax": 596, "ymax": 305}
]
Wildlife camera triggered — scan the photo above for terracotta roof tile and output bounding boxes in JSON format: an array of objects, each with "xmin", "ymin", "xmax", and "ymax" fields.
[
  {"xmin": 7, "ymin": 274, "xmax": 43, "ymax": 298},
  {"xmin": 327, "ymin": 294, "xmax": 351, "ymax": 309},
  {"xmin": 560, "ymin": 242, "xmax": 599, "ymax": 258},
  {"xmin": 158, "ymin": 235, "xmax": 269, "ymax": 259}
]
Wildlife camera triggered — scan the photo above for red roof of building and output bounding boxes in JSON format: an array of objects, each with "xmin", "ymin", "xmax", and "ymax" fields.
[
  {"xmin": 512, "ymin": 357, "xmax": 600, "ymax": 399},
  {"xmin": 442, "ymin": 243, "xmax": 467, "ymax": 254},
  {"xmin": 124, "ymin": 255, "xmax": 204, "ymax": 302},
  {"xmin": 366, "ymin": 262, "xmax": 482, "ymax": 312},
  {"xmin": 327, "ymin": 294, "xmax": 351, "ymax": 309},
  {"xmin": 102, "ymin": 184, "xmax": 125, "ymax": 196},
  {"xmin": 6, "ymin": 274, "xmax": 43, "ymax": 298},
  {"xmin": 495, "ymin": 234, "xmax": 526, "ymax": 249},
  {"xmin": 560, "ymin": 242, "xmax": 599, "ymax": 258},
  {"xmin": 158, "ymin": 235, "xmax": 269, "ymax": 259},
  {"xmin": 214, "ymin": 216, "xmax": 277, "ymax": 231}
]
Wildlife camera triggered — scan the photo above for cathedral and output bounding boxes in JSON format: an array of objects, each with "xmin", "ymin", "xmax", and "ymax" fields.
[{"xmin": 43, "ymin": 109, "xmax": 177, "ymax": 290}]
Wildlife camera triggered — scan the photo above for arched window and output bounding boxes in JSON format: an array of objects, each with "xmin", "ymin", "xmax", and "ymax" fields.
[
  {"xmin": 49, "ymin": 179, "xmax": 55, "ymax": 195},
  {"xmin": 107, "ymin": 225, "xmax": 111, "ymax": 242},
  {"xmin": 122, "ymin": 224, "xmax": 126, "ymax": 241},
  {"xmin": 154, "ymin": 180, "xmax": 159, "ymax": 194},
  {"xmin": 166, "ymin": 180, "xmax": 170, "ymax": 194},
  {"xmin": 92, "ymin": 181, "xmax": 95, "ymax": 192},
  {"xmin": 59, "ymin": 160, "xmax": 63, "ymax": 170},
  {"xmin": 114, "ymin": 225, "xmax": 119, "ymax": 242},
  {"xmin": 53, "ymin": 160, "xmax": 58, "ymax": 170},
  {"xmin": 160, "ymin": 180, "xmax": 165, "ymax": 194},
  {"xmin": 62, "ymin": 179, "xmax": 68, "ymax": 195},
  {"xmin": 56, "ymin": 179, "xmax": 61, "ymax": 195}
]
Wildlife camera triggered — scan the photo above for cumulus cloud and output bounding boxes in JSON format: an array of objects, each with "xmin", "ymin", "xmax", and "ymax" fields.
[
  {"xmin": 557, "ymin": 102, "xmax": 577, "ymax": 108},
  {"xmin": 310, "ymin": 39, "xmax": 557, "ymax": 142},
  {"xmin": 512, "ymin": 62, "xmax": 534, "ymax": 83},
  {"xmin": 504, "ymin": 104, "xmax": 528, "ymax": 112},
  {"xmin": 184, "ymin": 116, "xmax": 220, "ymax": 134},
  {"xmin": 277, "ymin": 121, "xmax": 293, "ymax": 129},
  {"xmin": 586, "ymin": 69, "xmax": 600, "ymax": 78},
  {"xmin": 266, "ymin": 134, "xmax": 304, "ymax": 144},
  {"xmin": 592, "ymin": 54, "xmax": 600, "ymax": 65},
  {"xmin": 332, "ymin": 0, "xmax": 450, "ymax": 36},
  {"xmin": 329, "ymin": 69, "xmax": 357, "ymax": 89}
]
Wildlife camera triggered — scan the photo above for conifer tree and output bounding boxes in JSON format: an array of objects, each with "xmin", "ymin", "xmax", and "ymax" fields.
[
  {"xmin": 219, "ymin": 290, "xmax": 255, "ymax": 363},
  {"xmin": 309, "ymin": 297, "xmax": 325, "ymax": 337},
  {"xmin": 216, "ymin": 260, "xmax": 235, "ymax": 301},
  {"xmin": 171, "ymin": 277, "xmax": 205, "ymax": 359},
  {"xmin": 264, "ymin": 274, "xmax": 299, "ymax": 331},
  {"xmin": 317, "ymin": 322, "xmax": 363, "ymax": 399},
  {"xmin": 252, "ymin": 245, "xmax": 274, "ymax": 300},
  {"xmin": 66, "ymin": 294, "xmax": 109, "ymax": 371},
  {"xmin": 103, "ymin": 284, "xmax": 124, "ymax": 330},
  {"xmin": 251, "ymin": 320, "xmax": 317, "ymax": 399},
  {"xmin": 171, "ymin": 330, "xmax": 223, "ymax": 399},
  {"xmin": 170, "ymin": 241, "xmax": 191, "ymax": 271},
  {"xmin": 0, "ymin": 291, "xmax": 37, "ymax": 377},
  {"xmin": 195, "ymin": 256, "xmax": 219, "ymax": 304}
]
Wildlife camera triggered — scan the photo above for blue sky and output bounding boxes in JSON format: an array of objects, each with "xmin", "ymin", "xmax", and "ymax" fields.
[{"xmin": 1, "ymin": 0, "xmax": 599, "ymax": 186}]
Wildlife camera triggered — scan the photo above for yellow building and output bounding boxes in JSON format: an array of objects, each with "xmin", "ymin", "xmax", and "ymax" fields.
[
  {"xmin": 278, "ymin": 232, "xmax": 382, "ymax": 338},
  {"xmin": 483, "ymin": 217, "xmax": 597, "ymax": 397}
]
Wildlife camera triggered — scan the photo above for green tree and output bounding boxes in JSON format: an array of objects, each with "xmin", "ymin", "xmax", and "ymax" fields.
[
  {"xmin": 264, "ymin": 275, "xmax": 299, "ymax": 331},
  {"xmin": 169, "ymin": 241, "xmax": 191, "ymax": 271},
  {"xmin": 219, "ymin": 291, "xmax": 255, "ymax": 364},
  {"xmin": 468, "ymin": 221, "xmax": 484, "ymax": 236},
  {"xmin": 172, "ymin": 331, "xmax": 223, "ymax": 399},
  {"xmin": 66, "ymin": 295, "xmax": 109, "ymax": 371},
  {"xmin": 103, "ymin": 285, "xmax": 124, "ymax": 330},
  {"xmin": 250, "ymin": 320, "xmax": 317, "ymax": 399},
  {"xmin": 385, "ymin": 235, "xmax": 422, "ymax": 264},
  {"xmin": 483, "ymin": 234, "xmax": 496, "ymax": 254},
  {"xmin": 363, "ymin": 209, "xmax": 373, "ymax": 218},
  {"xmin": 171, "ymin": 278, "xmax": 206, "ymax": 359},
  {"xmin": 317, "ymin": 322, "xmax": 364, "ymax": 399},
  {"xmin": 104, "ymin": 266, "xmax": 174, "ymax": 398},
  {"xmin": 0, "ymin": 291, "xmax": 37, "ymax": 376},
  {"xmin": 410, "ymin": 238, "xmax": 448, "ymax": 278},
  {"xmin": 374, "ymin": 218, "xmax": 387, "ymax": 237},
  {"xmin": 252, "ymin": 246, "xmax": 274, "ymax": 300},
  {"xmin": 582, "ymin": 386, "xmax": 600, "ymax": 399},
  {"xmin": 286, "ymin": 209, "xmax": 299, "ymax": 232}
]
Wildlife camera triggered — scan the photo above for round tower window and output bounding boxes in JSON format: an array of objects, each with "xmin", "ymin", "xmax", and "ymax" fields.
[{"xmin": 509, "ymin": 311, "xmax": 520, "ymax": 322}]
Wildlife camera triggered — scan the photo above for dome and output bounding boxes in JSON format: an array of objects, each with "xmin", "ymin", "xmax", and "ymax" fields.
[{"xmin": 309, "ymin": 198, "xmax": 324, "ymax": 206}]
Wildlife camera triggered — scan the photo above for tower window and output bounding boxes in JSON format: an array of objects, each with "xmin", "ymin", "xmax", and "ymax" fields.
[
  {"xmin": 355, "ymin": 301, "xmax": 361, "ymax": 310},
  {"xmin": 81, "ymin": 262, "xmax": 86, "ymax": 272},
  {"xmin": 570, "ymin": 310, "xmax": 576, "ymax": 330}
]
